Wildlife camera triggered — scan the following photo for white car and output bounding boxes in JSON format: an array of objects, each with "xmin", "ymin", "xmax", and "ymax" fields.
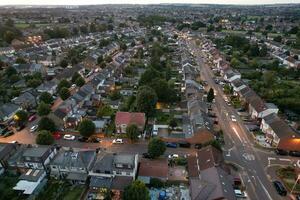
[
  {"xmin": 168, "ymin": 154, "xmax": 179, "ymax": 159},
  {"xmin": 234, "ymin": 189, "xmax": 247, "ymax": 198},
  {"xmin": 231, "ymin": 115, "xmax": 237, "ymax": 122},
  {"xmin": 63, "ymin": 134, "xmax": 76, "ymax": 140},
  {"xmin": 30, "ymin": 125, "xmax": 38, "ymax": 132},
  {"xmin": 112, "ymin": 138, "xmax": 124, "ymax": 144}
]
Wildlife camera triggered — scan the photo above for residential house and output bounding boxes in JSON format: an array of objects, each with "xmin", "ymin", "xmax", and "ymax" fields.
[
  {"xmin": 261, "ymin": 113, "xmax": 297, "ymax": 147},
  {"xmin": 12, "ymin": 91, "xmax": 37, "ymax": 109},
  {"xmin": 187, "ymin": 145, "xmax": 235, "ymax": 200},
  {"xmin": 247, "ymin": 95, "xmax": 279, "ymax": 119},
  {"xmin": 115, "ymin": 112, "xmax": 146, "ymax": 134},
  {"xmin": 230, "ymin": 79, "xmax": 247, "ymax": 96},
  {"xmin": 224, "ymin": 70, "xmax": 241, "ymax": 83},
  {"xmin": 137, "ymin": 158, "xmax": 168, "ymax": 184},
  {"xmin": 50, "ymin": 150, "xmax": 96, "ymax": 184},
  {"xmin": 0, "ymin": 103, "xmax": 21, "ymax": 122},
  {"xmin": 36, "ymin": 80, "xmax": 58, "ymax": 95},
  {"xmin": 13, "ymin": 169, "xmax": 47, "ymax": 196},
  {"xmin": 89, "ymin": 152, "xmax": 138, "ymax": 179},
  {"xmin": 0, "ymin": 143, "xmax": 19, "ymax": 174}
]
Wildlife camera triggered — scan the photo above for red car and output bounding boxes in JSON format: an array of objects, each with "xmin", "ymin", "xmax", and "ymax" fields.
[
  {"xmin": 52, "ymin": 132, "xmax": 62, "ymax": 140},
  {"xmin": 28, "ymin": 115, "xmax": 37, "ymax": 122}
]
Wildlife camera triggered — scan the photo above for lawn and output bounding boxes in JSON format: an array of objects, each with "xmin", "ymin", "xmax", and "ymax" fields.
[
  {"xmin": 276, "ymin": 167, "xmax": 300, "ymax": 192},
  {"xmin": 15, "ymin": 23, "xmax": 30, "ymax": 29},
  {"xmin": 36, "ymin": 180, "xmax": 85, "ymax": 200}
]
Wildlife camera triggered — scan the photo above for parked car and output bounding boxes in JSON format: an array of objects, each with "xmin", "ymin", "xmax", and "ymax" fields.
[
  {"xmin": 142, "ymin": 153, "xmax": 153, "ymax": 159},
  {"xmin": 168, "ymin": 154, "xmax": 179, "ymax": 159},
  {"xmin": 275, "ymin": 149, "xmax": 288, "ymax": 156},
  {"xmin": 178, "ymin": 141, "xmax": 191, "ymax": 148},
  {"xmin": 88, "ymin": 137, "xmax": 101, "ymax": 143},
  {"xmin": 112, "ymin": 138, "xmax": 123, "ymax": 144},
  {"xmin": 63, "ymin": 134, "xmax": 76, "ymax": 140},
  {"xmin": 30, "ymin": 125, "xmax": 38, "ymax": 132},
  {"xmin": 28, "ymin": 115, "xmax": 37, "ymax": 122},
  {"xmin": 231, "ymin": 115, "xmax": 237, "ymax": 122},
  {"xmin": 16, "ymin": 125, "xmax": 25, "ymax": 131},
  {"xmin": 52, "ymin": 132, "xmax": 62, "ymax": 140},
  {"xmin": 78, "ymin": 136, "xmax": 88, "ymax": 142},
  {"xmin": 195, "ymin": 143, "xmax": 202, "ymax": 149},
  {"xmin": 165, "ymin": 142, "xmax": 177, "ymax": 148},
  {"xmin": 273, "ymin": 181, "xmax": 287, "ymax": 196},
  {"xmin": 234, "ymin": 189, "xmax": 247, "ymax": 198},
  {"xmin": 289, "ymin": 151, "xmax": 300, "ymax": 157}
]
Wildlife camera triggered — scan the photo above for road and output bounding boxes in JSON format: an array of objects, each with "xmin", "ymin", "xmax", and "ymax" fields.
[{"xmin": 186, "ymin": 38, "xmax": 289, "ymax": 200}]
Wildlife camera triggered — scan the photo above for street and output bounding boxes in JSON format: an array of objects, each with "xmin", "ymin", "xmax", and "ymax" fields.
[{"xmin": 186, "ymin": 38, "xmax": 291, "ymax": 200}]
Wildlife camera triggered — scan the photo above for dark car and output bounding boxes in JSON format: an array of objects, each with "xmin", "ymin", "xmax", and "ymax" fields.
[
  {"xmin": 142, "ymin": 153, "xmax": 153, "ymax": 159},
  {"xmin": 289, "ymin": 151, "xmax": 300, "ymax": 157},
  {"xmin": 273, "ymin": 181, "xmax": 287, "ymax": 196},
  {"xmin": 275, "ymin": 149, "xmax": 288, "ymax": 156},
  {"xmin": 165, "ymin": 142, "xmax": 177, "ymax": 148},
  {"xmin": 16, "ymin": 125, "xmax": 25, "ymax": 131},
  {"xmin": 78, "ymin": 136, "xmax": 88, "ymax": 142},
  {"xmin": 195, "ymin": 143, "xmax": 203, "ymax": 149},
  {"xmin": 88, "ymin": 137, "xmax": 101, "ymax": 143},
  {"xmin": 178, "ymin": 142, "xmax": 191, "ymax": 148}
]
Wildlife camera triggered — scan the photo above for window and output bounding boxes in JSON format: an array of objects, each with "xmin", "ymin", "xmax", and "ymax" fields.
[
  {"xmin": 116, "ymin": 171, "xmax": 121, "ymax": 175},
  {"xmin": 126, "ymin": 172, "xmax": 131, "ymax": 175},
  {"xmin": 116, "ymin": 164, "xmax": 123, "ymax": 168}
]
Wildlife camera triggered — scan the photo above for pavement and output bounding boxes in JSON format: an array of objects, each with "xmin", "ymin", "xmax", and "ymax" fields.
[{"xmin": 185, "ymin": 37, "xmax": 291, "ymax": 200}]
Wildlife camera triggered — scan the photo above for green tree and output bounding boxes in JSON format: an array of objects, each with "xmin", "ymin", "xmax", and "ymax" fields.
[
  {"xmin": 273, "ymin": 35, "xmax": 282, "ymax": 43},
  {"xmin": 230, "ymin": 57, "xmax": 239, "ymax": 68},
  {"xmin": 207, "ymin": 88, "xmax": 215, "ymax": 103},
  {"xmin": 39, "ymin": 92, "xmax": 53, "ymax": 104},
  {"xmin": 36, "ymin": 130, "xmax": 54, "ymax": 145},
  {"xmin": 75, "ymin": 77, "xmax": 85, "ymax": 87},
  {"xmin": 16, "ymin": 57, "xmax": 27, "ymax": 64},
  {"xmin": 78, "ymin": 119, "xmax": 96, "ymax": 137},
  {"xmin": 97, "ymin": 55, "xmax": 104, "ymax": 64},
  {"xmin": 126, "ymin": 124, "xmax": 139, "ymax": 141},
  {"xmin": 223, "ymin": 84, "xmax": 232, "ymax": 95},
  {"xmin": 123, "ymin": 180, "xmax": 150, "ymax": 200},
  {"xmin": 37, "ymin": 102, "xmax": 51, "ymax": 116},
  {"xmin": 136, "ymin": 86, "xmax": 158, "ymax": 118},
  {"xmin": 60, "ymin": 59, "xmax": 68, "ymax": 68},
  {"xmin": 168, "ymin": 118, "xmax": 178, "ymax": 130},
  {"xmin": 57, "ymin": 79, "xmax": 71, "ymax": 92},
  {"xmin": 14, "ymin": 110, "xmax": 28, "ymax": 125},
  {"xmin": 97, "ymin": 104, "xmax": 114, "ymax": 118},
  {"xmin": 5, "ymin": 66, "xmax": 17, "ymax": 77},
  {"xmin": 148, "ymin": 138, "xmax": 166, "ymax": 158},
  {"xmin": 71, "ymin": 72, "xmax": 81, "ymax": 83},
  {"xmin": 38, "ymin": 117, "xmax": 56, "ymax": 132},
  {"xmin": 59, "ymin": 87, "xmax": 70, "ymax": 100}
]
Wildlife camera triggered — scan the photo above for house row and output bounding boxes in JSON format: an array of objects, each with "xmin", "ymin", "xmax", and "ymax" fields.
[{"xmin": 0, "ymin": 143, "xmax": 139, "ymax": 197}]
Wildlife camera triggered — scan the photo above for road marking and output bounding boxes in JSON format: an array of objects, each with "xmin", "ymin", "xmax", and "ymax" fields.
[
  {"xmin": 232, "ymin": 127, "xmax": 243, "ymax": 143},
  {"xmin": 257, "ymin": 177, "xmax": 273, "ymax": 200},
  {"xmin": 268, "ymin": 157, "xmax": 276, "ymax": 166},
  {"xmin": 279, "ymin": 158, "xmax": 291, "ymax": 162}
]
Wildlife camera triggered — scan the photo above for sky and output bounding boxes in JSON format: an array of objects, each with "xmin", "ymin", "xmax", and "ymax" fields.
[{"xmin": 0, "ymin": 0, "xmax": 299, "ymax": 5}]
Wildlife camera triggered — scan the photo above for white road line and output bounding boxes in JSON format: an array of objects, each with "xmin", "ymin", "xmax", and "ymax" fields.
[
  {"xmin": 279, "ymin": 158, "xmax": 291, "ymax": 162},
  {"xmin": 257, "ymin": 177, "xmax": 273, "ymax": 200},
  {"xmin": 232, "ymin": 127, "xmax": 243, "ymax": 143}
]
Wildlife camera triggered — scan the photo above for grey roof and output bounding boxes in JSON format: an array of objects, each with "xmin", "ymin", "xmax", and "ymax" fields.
[
  {"xmin": 66, "ymin": 172, "xmax": 88, "ymax": 181},
  {"xmin": 51, "ymin": 150, "xmax": 96, "ymax": 170},
  {"xmin": 19, "ymin": 169, "xmax": 45, "ymax": 182},
  {"xmin": 22, "ymin": 146, "xmax": 51, "ymax": 158},
  {"xmin": 92, "ymin": 153, "xmax": 114, "ymax": 173},
  {"xmin": 113, "ymin": 154, "xmax": 135, "ymax": 166},
  {"xmin": 0, "ymin": 103, "xmax": 19, "ymax": 118}
]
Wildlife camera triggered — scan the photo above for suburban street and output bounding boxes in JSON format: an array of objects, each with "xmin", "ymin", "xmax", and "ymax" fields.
[{"xmin": 186, "ymin": 37, "xmax": 291, "ymax": 200}]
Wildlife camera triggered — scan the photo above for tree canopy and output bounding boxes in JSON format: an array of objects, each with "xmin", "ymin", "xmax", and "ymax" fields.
[
  {"xmin": 38, "ymin": 117, "xmax": 56, "ymax": 132},
  {"xmin": 126, "ymin": 124, "xmax": 140, "ymax": 141},
  {"xmin": 37, "ymin": 102, "xmax": 51, "ymax": 116},
  {"xmin": 36, "ymin": 130, "xmax": 54, "ymax": 145},
  {"xmin": 78, "ymin": 119, "xmax": 96, "ymax": 137},
  {"xmin": 148, "ymin": 138, "xmax": 166, "ymax": 158},
  {"xmin": 14, "ymin": 110, "xmax": 28, "ymax": 125},
  {"xmin": 39, "ymin": 92, "xmax": 53, "ymax": 104},
  {"xmin": 136, "ymin": 86, "xmax": 158, "ymax": 118},
  {"xmin": 123, "ymin": 180, "xmax": 150, "ymax": 200},
  {"xmin": 59, "ymin": 87, "xmax": 70, "ymax": 100},
  {"xmin": 207, "ymin": 88, "xmax": 215, "ymax": 103}
]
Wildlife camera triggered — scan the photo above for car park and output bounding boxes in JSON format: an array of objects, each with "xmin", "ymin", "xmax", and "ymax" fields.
[
  {"xmin": 273, "ymin": 181, "xmax": 287, "ymax": 196},
  {"xmin": 112, "ymin": 138, "xmax": 123, "ymax": 144},
  {"xmin": 165, "ymin": 142, "xmax": 177, "ymax": 148},
  {"xmin": 63, "ymin": 134, "xmax": 76, "ymax": 140}
]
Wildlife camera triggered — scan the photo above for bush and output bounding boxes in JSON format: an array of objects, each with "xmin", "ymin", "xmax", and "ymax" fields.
[{"xmin": 150, "ymin": 178, "xmax": 164, "ymax": 188}]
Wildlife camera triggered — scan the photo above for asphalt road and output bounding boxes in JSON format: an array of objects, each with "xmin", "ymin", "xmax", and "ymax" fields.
[{"xmin": 186, "ymin": 38, "xmax": 289, "ymax": 200}]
